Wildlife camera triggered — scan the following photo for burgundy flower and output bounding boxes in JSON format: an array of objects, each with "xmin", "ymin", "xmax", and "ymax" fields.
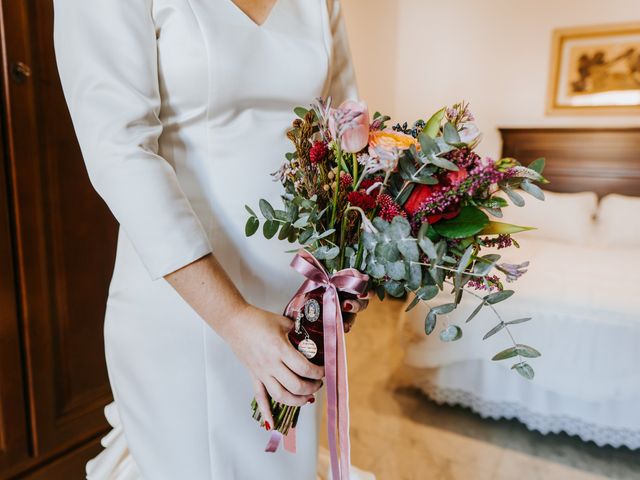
[
  {"xmin": 347, "ymin": 191, "xmax": 376, "ymax": 211},
  {"xmin": 377, "ymin": 194, "xmax": 406, "ymax": 222},
  {"xmin": 309, "ymin": 141, "xmax": 328, "ymax": 165}
]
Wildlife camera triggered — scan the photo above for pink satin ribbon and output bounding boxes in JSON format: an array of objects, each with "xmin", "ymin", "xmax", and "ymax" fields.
[{"xmin": 265, "ymin": 250, "xmax": 368, "ymax": 480}]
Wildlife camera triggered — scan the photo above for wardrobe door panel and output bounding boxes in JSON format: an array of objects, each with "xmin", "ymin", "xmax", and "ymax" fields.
[
  {"xmin": 1, "ymin": 0, "xmax": 116, "ymax": 458},
  {"xmin": 0, "ymin": 117, "xmax": 29, "ymax": 475}
]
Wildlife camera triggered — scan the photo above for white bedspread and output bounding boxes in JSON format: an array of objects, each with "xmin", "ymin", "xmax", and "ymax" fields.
[{"xmin": 401, "ymin": 238, "xmax": 640, "ymax": 447}]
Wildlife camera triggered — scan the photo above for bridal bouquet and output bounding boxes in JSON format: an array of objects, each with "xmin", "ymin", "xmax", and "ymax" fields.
[{"xmin": 245, "ymin": 99, "xmax": 546, "ymax": 479}]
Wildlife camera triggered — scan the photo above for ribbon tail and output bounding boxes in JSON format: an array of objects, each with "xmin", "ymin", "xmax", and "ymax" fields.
[
  {"xmin": 323, "ymin": 287, "xmax": 341, "ymax": 480},
  {"xmin": 336, "ymin": 306, "xmax": 351, "ymax": 480},
  {"xmin": 283, "ymin": 427, "xmax": 297, "ymax": 453},
  {"xmin": 264, "ymin": 431, "xmax": 283, "ymax": 453}
]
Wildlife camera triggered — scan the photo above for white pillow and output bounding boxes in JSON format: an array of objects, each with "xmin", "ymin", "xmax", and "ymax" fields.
[
  {"xmin": 497, "ymin": 190, "xmax": 598, "ymax": 244},
  {"xmin": 595, "ymin": 194, "xmax": 640, "ymax": 247}
]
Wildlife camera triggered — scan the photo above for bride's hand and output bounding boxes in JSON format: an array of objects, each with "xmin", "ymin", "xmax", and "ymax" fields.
[
  {"xmin": 341, "ymin": 293, "xmax": 370, "ymax": 333},
  {"xmin": 221, "ymin": 304, "xmax": 324, "ymax": 428}
]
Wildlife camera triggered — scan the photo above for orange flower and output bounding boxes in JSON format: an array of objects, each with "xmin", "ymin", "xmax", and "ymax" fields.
[{"xmin": 368, "ymin": 129, "xmax": 418, "ymax": 151}]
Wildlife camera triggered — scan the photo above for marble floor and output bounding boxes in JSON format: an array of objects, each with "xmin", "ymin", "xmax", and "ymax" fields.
[{"xmin": 322, "ymin": 298, "xmax": 640, "ymax": 480}]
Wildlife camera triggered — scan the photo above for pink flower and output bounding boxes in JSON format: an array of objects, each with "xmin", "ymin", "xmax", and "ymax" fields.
[{"xmin": 328, "ymin": 100, "xmax": 370, "ymax": 153}]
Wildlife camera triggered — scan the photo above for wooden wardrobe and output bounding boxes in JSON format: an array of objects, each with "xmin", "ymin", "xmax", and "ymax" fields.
[{"xmin": 0, "ymin": 1, "xmax": 116, "ymax": 478}]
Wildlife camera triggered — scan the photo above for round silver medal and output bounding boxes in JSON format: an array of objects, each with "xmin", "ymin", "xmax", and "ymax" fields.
[
  {"xmin": 304, "ymin": 299, "xmax": 320, "ymax": 323},
  {"xmin": 298, "ymin": 338, "xmax": 318, "ymax": 359}
]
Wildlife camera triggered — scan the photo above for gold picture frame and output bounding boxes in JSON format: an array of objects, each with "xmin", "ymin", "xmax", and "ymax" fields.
[{"xmin": 546, "ymin": 22, "xmax": 640, "ymax": 115}]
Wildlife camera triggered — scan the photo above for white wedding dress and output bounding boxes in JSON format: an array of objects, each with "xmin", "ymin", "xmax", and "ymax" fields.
[{"xmin": 54, "ymin": 0, "xmax": 372, "ymax": 478}]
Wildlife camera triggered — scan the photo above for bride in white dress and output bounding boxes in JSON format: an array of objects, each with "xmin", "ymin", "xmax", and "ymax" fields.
[{"xmin": 54, "ymin": 0, "xmax": 372, "ymax": 478}]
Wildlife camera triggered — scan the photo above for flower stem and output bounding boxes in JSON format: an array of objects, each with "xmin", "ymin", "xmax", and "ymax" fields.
[
  {"xmin": 352, "ymin": 153, "xmax": 358, "ymax": 187},
  {"xmin": 330, "ymin": 143, "xmax": 343, "ymax": 229}
]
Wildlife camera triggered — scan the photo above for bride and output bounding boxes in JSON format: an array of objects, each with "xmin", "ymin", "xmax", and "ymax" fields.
[{"xmin": 54, "ymin": 0, "xmax": 370, "ymax": 478}]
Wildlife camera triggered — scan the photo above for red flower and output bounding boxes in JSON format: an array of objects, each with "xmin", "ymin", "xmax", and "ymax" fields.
[
  {"xmin": 377, "ymin": 194, "xmax": 406, "ymax": 222},
  {"xmin": 359, "ymin": 176, "xmax": 384, "ymax": 197},
  {"xmin": 445, "ymin": 167, "xmax": 468, "ymax": 185},
  {"xmin": 309, "ymin": 141, "xmax": 328, "ymax": 165},
  {"xmin": 404, "ymin": 184, "xmax": 437, "ymax": 216},
  {"xmin": 347, "ymin": 191, "xmax": 376, "ymax": 211},
  {"xmin": 340, "ymin": 173, "xmax": 353, "ymax": 189}
]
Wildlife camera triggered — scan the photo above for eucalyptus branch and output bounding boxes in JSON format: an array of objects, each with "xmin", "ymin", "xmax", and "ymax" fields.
[
  {"xmin": 443, "ymin": 280, "xmax": 523, "ymax": 363},
  {"xmin": 409, "ymin": 261, "xmax": 487, "ymax": 278}
]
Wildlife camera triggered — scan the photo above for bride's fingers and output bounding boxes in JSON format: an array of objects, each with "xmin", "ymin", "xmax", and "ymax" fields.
[
  {"xmin": 265, "ymin": 376, "xmax": 314, "ymax": 407},
  {"xmin": 253, "ymin": 379, "xmax": 274, "ymax": 430},
  {"xmin": 275, "ymin": 362, "xmax": 322, "ymax": 396},
  {"xmin": 341, "ymin": 298, "xmax": 369, "ymax": 314},
  {"xmin": 281, "ymin": 344, "xmax": 324, "ymax": 380}
]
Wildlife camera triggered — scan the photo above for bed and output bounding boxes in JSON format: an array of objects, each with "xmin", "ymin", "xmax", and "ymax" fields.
[{"xmin": 400, "ymin": 127, "xmax": 640, "ymax": 450}]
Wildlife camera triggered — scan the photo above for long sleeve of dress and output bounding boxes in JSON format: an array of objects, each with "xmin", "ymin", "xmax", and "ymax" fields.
[
  {"xmin": 327, "ymin": 0, "xmax": 359, "ymax": 103},
  {"xmin": 53, "ymin": 0, "xmax": 213, "ymax": 280}
]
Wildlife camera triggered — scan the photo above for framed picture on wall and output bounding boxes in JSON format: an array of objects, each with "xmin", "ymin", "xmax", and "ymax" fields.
[{"xmin": 546, "ymin": 22, "xmax": 640, "ymax": 114}]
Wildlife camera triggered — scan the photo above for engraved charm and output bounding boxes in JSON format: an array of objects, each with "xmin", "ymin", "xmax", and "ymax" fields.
[
  {"xmin": 298, "ymin": 338, "xmax": 318, "ymax": 359},
  {"xmin": 304, "ymin": 299, "xmax": 320, "ymax": 323}
]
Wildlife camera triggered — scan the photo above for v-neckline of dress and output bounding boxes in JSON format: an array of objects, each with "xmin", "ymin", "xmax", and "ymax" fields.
[{"xmin": 227, "ymin": 0, "xmax": 282, "ymax": 29}]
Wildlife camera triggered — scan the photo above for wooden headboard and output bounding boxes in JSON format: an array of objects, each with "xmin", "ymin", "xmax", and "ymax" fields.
[{"xmin": 499, "ymin": 128, "xmax": 640, "ymax": 197}]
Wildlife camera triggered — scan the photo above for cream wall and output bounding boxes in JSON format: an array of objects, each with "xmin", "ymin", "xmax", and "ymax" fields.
[{"xmin": 341, "ymin": 0, "xmax": 640, "ymax": 159}]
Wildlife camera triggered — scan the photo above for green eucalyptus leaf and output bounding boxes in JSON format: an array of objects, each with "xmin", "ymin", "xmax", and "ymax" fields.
[
  {"xmin": 432, "ymin": 303, "xmax": 456, "ymax": 314},
  {"xmin": 259, "ymin": 199, "xmax": 275, "ymax": 220},
  {"xmin": 474, "ymin": 254, "xmax": 500, "ymax": 275},
  {"xmin": 512, "ymin": 362, "xmax": 535, "ymax": 380},
  {"xmin": 417, "ymin": 285, "xmax": 439, "ymax": 301},
  {"xmin": 516, "ymin": 344, "xmax": 541, "ymax": 358},
  {"xmin": 278, "ymin": 222, "xmax": 293, "ymax": 240},
  {"xmin": 375, "ymin": 284, "xmax": 386, "ymax": 301},
  {"xmin": 428, "ymin": 154, "xmax": 459, "ymax": 171},
  {"xmin": 407, "ymin": 262, "xmax": 422, "ymax": 290},
  {"xmin": 418, "ymin": 236, "xmax": 438, "ymax": 260},
  {"xmin": 492, "ymin": 346, "xmax": 518, "ymax": 361},
  {"xmin": 443, "ymin": 122, "xmax": 461, "ymax": 144},
  {"xmin": 386, "ymin": 261, "xmax": 407, "ymax": 281},
  {"xmin": 263, "ymin": 219, "xmax": 278, "ymax": 239},
  {"xmin": 440, "ymin": 325, "xmax": 463, "ymax": 342},
  {"xmin": 483, "ymin": 322, "xmax": 505, "ymax": 340},
  {"xmin": 286, "ymin": 202, "xmax": 299, "ymax": 222},
  {"xmin": 298, "ymin": 227, "xmax": 314, "ymax": 244},
  {"xmin": 376, "ymin": 241, "xmax": 400, "ymax": 262},
  {"xmin": 432, "ymin": 207, "xmax": 489, "ymax": 239},
  {"xmin": 389, "ymin": 216, "xmax": 412, "ymax": 240},
  {"xmin": 506, "ymin": 317, "xmax": 532, "ymax": 325},
  {"xmin": 413, "ymin": 174, "xmax": 439, "ymax": 185},
  {"xmin": 245, "ymin": 205, "xmax": 258, "ymax": 217},
  {"xmin": 405, "ymin": 295, "xmax": 422, "ymax": 312},
  {"xmin": 429, "ymin": 265, "xmax": 445, "ymax": 289},
  {"xmin": 425, "ymin": 310, "xmax": 437, "ymax": 335},
  {"xmin": 466, "ymin": 301, "xmax": 485, "ymax": 323},
  {"xmin": 423, "ymin": 107, "xmax": 445, "ymax": 138},
  {"xmin": 384, "ymin": 280, "xmax": 405, "ymax": 298},
  {"xmin": 418, "ymin": 132, "xmax": 439, "ymax": 156},
  {"xmin": 293, "ymin": 215, "xmax": 309, "ymax": 228},
  {"xmin": 245, "ymin": 216, "xmax": 259, "ymax": 237},
  {"xmin": 398, "ymin": 238, "xmax": 420, "ymax": 262},
  {"xmin": 314, "ymin": 229, "xmax": 336, "ymax": 241},
  {"xmin": 484, "ymin": 290, "xmax": 514, "ymax": 304}
]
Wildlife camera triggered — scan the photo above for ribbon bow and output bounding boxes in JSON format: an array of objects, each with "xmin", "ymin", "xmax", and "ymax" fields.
[{"xmin": 266, "ymin": 249, "xmax": 369, "ymax": 480}]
